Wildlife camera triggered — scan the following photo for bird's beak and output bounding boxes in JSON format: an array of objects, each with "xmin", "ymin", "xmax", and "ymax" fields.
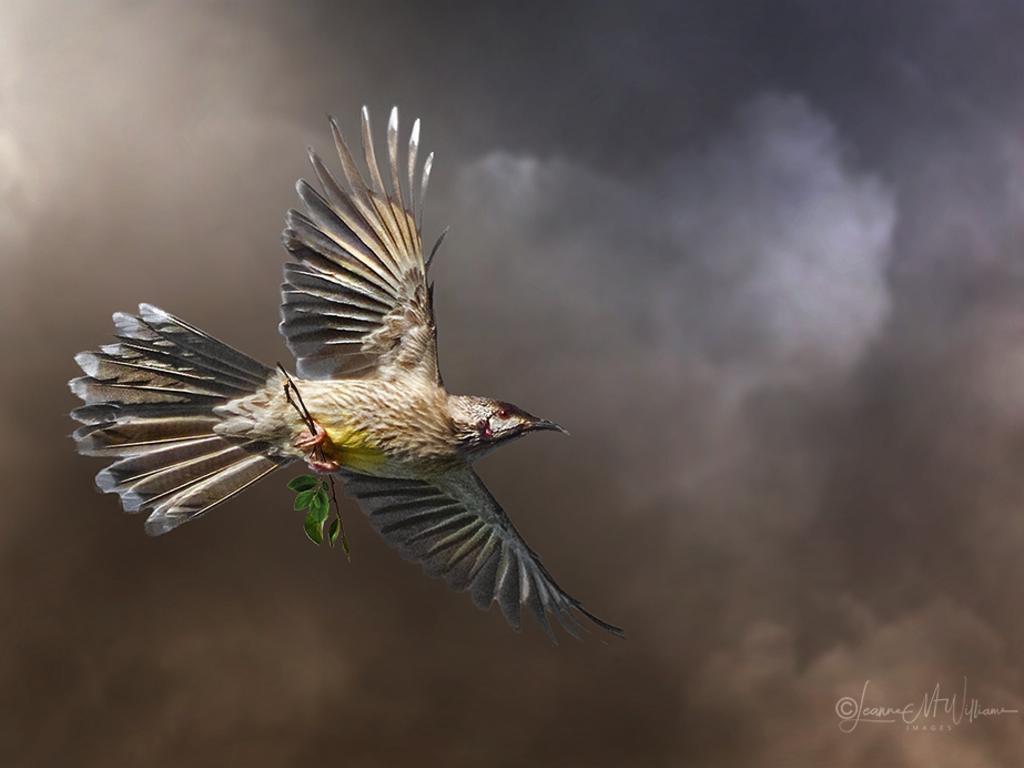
[{"xmin": 528, "ymin": 418, "xmax": 569, "ymax": 435}]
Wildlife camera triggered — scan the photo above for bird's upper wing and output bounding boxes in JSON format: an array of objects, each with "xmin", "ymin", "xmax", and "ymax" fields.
[
  {"xmin": 339, "ymin": 465, "xmax": 624, "ymax": 642},
  {"xmin": 280, "ymin": 107, "xmax": 442, "ymax": 383}
]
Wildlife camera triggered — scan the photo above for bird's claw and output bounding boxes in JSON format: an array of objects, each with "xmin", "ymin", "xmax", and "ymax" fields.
[
  {"xmin": 293, "ymin": 422, "xmax": 328, "ymax": 451},
  {"xmin": 293, "ymin": 422, "xmax": 341, "ymax": 473},
  {"xmin": 306, "ymin": 456, "xmax": 342, "ymax": 474}
]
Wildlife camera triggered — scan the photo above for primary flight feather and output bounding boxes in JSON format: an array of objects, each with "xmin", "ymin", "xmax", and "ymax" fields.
[{"xmin": 70, "ymin": 107, "xmax": 622, "ymax": 642}]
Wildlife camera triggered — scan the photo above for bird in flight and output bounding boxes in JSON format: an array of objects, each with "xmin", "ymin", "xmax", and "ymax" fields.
[{"xmin": 70, "ymin": 107, "xmax": 622, "ymax": 641}]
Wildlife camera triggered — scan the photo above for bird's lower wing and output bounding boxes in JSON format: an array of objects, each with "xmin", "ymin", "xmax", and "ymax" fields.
[{"xmin": 339, "ymin": 465, "xmax": 623, "ymax": 642}]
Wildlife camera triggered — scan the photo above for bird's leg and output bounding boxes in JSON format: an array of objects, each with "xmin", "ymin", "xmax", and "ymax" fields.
[
  {"xmin": 293, "ymin": 421, "xmax": 328, "ymax": 452},
  {"xmin": 293, "ymin": 421, "xmax": 342, "ymax": 474}
]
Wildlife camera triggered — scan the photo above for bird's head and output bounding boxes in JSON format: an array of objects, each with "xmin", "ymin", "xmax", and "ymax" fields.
[{"xmin": 448, "ymin": 395, "xmax": 567, "ymax": 457}]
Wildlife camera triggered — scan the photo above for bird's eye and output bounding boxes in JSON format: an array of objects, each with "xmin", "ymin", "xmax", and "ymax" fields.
[{"xmin": 496, "ymin": 408, "xmax": 510, "ymax": 420}]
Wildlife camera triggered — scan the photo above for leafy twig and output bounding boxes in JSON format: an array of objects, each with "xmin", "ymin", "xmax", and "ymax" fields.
[{"xmin": 277, "ymin": 363, "xmax": 351, "ymax": 559}]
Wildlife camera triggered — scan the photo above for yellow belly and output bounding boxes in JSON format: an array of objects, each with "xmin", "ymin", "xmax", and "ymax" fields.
[{"xmin": 320, "ymin": 422, "xmax": 388, "ymax": 474}]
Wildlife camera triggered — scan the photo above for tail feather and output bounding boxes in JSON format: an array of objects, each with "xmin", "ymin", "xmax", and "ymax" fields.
[
  {"xmin": 110, "ymin": 308, "xmax": 271, "ymax": 387},
  {"xmin": 71, "ymin": 304, "xmax": 287, "ymax": 535},
  {"xmin": 72, "ymin": 410, "xmax": 221, "ymax": 457}
]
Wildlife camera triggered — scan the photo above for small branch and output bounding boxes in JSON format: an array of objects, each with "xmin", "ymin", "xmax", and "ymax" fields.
[
  {"xmin": 277, "ymin": 364, "xmax": 316, "ymax": 435},
  {"xmin": 326, "ymin": 472, "xmax": 350, "ymax": 557},
  {"xmin": 277, "ymin": 363, "xmax": 351, "ymax": 560}
]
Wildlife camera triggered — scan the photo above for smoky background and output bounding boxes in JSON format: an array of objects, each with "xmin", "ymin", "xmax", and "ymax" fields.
[{"xmin": 3, "ymin": 1, "xmax": 1024, "ymax": 765}]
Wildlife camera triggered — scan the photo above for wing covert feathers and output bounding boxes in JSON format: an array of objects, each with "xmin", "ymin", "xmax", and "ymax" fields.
[{"xmin": 281, "ymin": 106, "xmax": 440, "ymax": 383}]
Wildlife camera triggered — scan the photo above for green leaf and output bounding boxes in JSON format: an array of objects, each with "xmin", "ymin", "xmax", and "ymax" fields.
[
  {"xmin": 307, "ymin": 489, "xmax": 324, "ymax": 517},
  {"xmin": 294, "ymin": 489, "xmax": 316, "ymax": 511},
  {"xmin": 328, "ymin": 518, "xmax": 340, "ymax": 546},
  {"xmin": 288, "ymin": 475, "xmax": 318, "ymax": 492},
  {"xmin": 303, "ymin": 510, "xmax": 324, "ymax": 545},
  {"xmin": 312, "ymin": 492, "xmax": 329, "ymax": 524}
]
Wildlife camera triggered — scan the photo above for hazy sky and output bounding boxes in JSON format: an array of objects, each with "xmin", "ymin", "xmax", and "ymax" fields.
[{"xmin": 4, "ymin": 1, "xmax": 1024, "ymax": 766}]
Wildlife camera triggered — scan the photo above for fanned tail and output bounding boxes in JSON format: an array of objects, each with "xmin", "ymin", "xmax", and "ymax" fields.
[{"xmin": 70, "ymin": 304, "xmax": 286, "ymax": 535}]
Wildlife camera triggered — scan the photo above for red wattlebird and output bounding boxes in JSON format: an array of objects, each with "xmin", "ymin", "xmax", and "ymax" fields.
[{"xmin": 70, "ymin": 107, "xmax": 623, "ymax": 642}]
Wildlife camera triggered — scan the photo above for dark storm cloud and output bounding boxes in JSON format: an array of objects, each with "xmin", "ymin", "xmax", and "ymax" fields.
[{"xmin": 4, "ymin": 1, "xmax": 1024, "ymax": 766}]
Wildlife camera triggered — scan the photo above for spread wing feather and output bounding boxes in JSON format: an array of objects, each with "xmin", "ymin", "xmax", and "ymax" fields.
[
  {"xmin": 281, "ymin": 106, "xmax": 439, "ymax": 383},
  {"xmin": 340, "ymin": 466, "xmax": 624, "ymax": 643}
]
